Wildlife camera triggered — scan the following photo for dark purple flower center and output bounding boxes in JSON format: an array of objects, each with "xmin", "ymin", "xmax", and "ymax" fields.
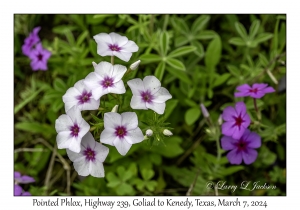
[
  {"xmin": 233, "ymin": 115, "xmax": 245, "ymax": 128},
  {"xmin": 249, "ymin": 88, "xmax": 258, "ymax": 94},
  {"xmin": 76, "ymin": 90, "xmax": 92, "ymax": 104},
  {"xmin": 141, "ymin": 90, "xmax": 154, "ymax": 103},
  {"xmin": 101, "ymin": 77, "xmax": 114, "ymax": 88},
  {"xmin": 235, "ymin": 139, "xmax": 248, "ymax": 151},
  {"xmin": 70, "ymin": 124, "xmax": 80, "ymax": 137},
  {"xmin": 109, "ymin": 44, "xmax": 121, "ymax": 52},
  {"xmin": 37, "ymin": 53, "xmax": 43, "ymax": 61},
  {"xmin": 115, "ymin": 126, "xmax": 127, "ymax": 139},
  {"xmin": 83, "ymin": 147, "xmax": 96, "ymax": 161}
]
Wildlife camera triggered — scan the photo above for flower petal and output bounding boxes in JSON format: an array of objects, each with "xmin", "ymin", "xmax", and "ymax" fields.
[
  {"xmin": 253, "ymin": 83, "xmax": 268, "ymax": 90},
  {"xmin": 108, "ymin": 80, "xmax": 126, "ymax": 94},
  {"xmin": 68, "ymin": 137, "xmax": 82, "ymax": 153},
  {"xmin": 56, "ymin": 131, "xmax": 72, "ymax": 149},
  {"xmin": 111, "ymin": 64, "xmax": 127, "ymax": 82},
  {"xmin": 221, "ymin": 136, "xmax": 237, "ymax": 150},
  {"xmin": 221, "ymin": 121, "xmax": 235, "ymax": 137},
  {"xmin": 73, "ymin": 158, "xmax": 90, "ymax": 176},
  {"xmin": 236, "ymin": 84, "xmax": 251, "ymax": 92},
  {"xmin": 124, "ymin": 127, "xmax": 144, "ymax": 144},
  {"xmin": 66, "ymin": 106, "xmax": 82, "ymax": 123},
  {"xmin": 222, "ymin": 106, "xmax": 236, "ymax": 121},
  {"xmin": 109, "ymin": 32, "xmax": 128, "ymax": 46},
  {"xmin": 113, "ymin": 51, "xmax": 133, "ymax": 62},
  {"xmin": 143, "ymin": 76, "xmax": 161, "ymax": 95},
  {"xmin": 19, "ymin": 175, "xmax": 35, "ymax": 184},
  {"xmin": 242, "ymin": 149, "xmax": 258, "ymax": 164},
  {"xmin": 121, "ymin": 112, "xmax": 138, "ymax": 130},
  {"xmin": 89, "ymin": 161, "xmax": 105, "ymax": 178},
  {"xmin": 14, "ymin": 171, "xmax": 21, "ymax": 179},
  {"xmin": 22, "ymin": 191, "xmax": 31, "ymax": 196},
  {"xmin": 226, "ymin": 149, "xmax": 243, "ymax": 165},
  {"xmin": 100, "ymin": 129, "xmax": 117, "ymax": 146},
  {"xmin": 263, "ymin": 86, "xmax": 275, "ymax": 93},
  {"xmin": 127, "ymin": 78, "xmax": 145, "ymax": 95},
  {"xmin": 235, "ymin": 101, "xmax": 247, "ymax": 116},
  {"xmin": 95, "ymin": 143, "xmax": 109, "ymax": 163},
  {"xmin": 14, "ymin": 185, "xmax": 23, "ymax": 196},
  {"xmin": 67, "ymin": 148, "xmax": 84, "ymax": 162},
  {"xmin": 146, "ymin": 102, "xmax": 166, "ymax": 115},
  {"xmin": 80, "ymin": 132, "xmax": 96, "ymax": 150},
  {"xmin": 113, "ymin": 138, "xmax": 132, "ymax": 156},
  {"xmin": 104, "ymin": 112, "xmax": 122, "ymax": 129},
  {"xmin": 231, "ymin": 125, "xmax": 245, "ymax": 140},
  {"xmin": 130, "ymin": 96, "xmax": 147, "ymax": 110},
  {"xmin": 152, "ymin": 87, "xmax": 172, "ymax": 103},
  {"xmin": 77, "ymin": 119, "xmax": 90, "ymax": 140},
  {"xmin": 95, "ymin": 61, "xmax": 113, "ymax": 78},
  {"xmin": 121, "ymin": 40, "xmax": 139, "ymax": 52},
  {"xmin": 245, "ymin": 131, "xmax": 261, "ymax": 148},
  {"xmin": 79, "ymin": 98, "xmax": 100, "ymax": 111}
]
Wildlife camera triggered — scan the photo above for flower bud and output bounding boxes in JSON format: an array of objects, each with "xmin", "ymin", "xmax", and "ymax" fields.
[
  {"xmin": 163, "ymin": 129, "xmax": 173, "ymax": 136},
  {"xmin": 200, "ymin": 103, "xmax": 209, "ymax": 118},
  {"xmin": 92, "ymin": 61, "xmax": 97, "ymax": 68},
  {"xmin": 146, "ymin": 129, "xmax": 153, "ymax": 136},
  {"xmin": 130, "ymin": 60, "xmax": 140, "ymax": 70},
  {"xmin": 218, "ymin": 114, "xmax": 223, "ymax": 125},
  {"xmin": 111, "ymin": 105, "xmax": 119, "ymax": 113}
]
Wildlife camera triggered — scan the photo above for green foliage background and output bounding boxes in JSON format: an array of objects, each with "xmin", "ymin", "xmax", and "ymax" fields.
[{"xmin": 14, "ymin": 14, "xmax": 286, "ymax": 196}]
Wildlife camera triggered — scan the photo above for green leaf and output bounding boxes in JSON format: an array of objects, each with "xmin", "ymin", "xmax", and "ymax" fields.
[
  {"xmin": 141, "ymin": 169, "xmax": 155, "ymax": 181},
  {"xmin": 163, "ymin": 99, "xmax": 178, "ymax": 119},
  {"xmin": 53, "ymin": 78, "xmax": 67, "ymax": 93},
  {"xmin": 213, "ymin": 73, "xmax": 231, "ymax": 87},
  {"xmin": 166, "ymin": 58, "xmax": 186, "ymax": 71},
  {"xmin": 106, "ymin": 172, "xmax": 120, "ymax": 188},
  {"xmin": 154, "ymin": 61, "xmax": 165, "ymax": 81},
  {"xmin": 218, "ymin": 166, "xmax": 245, "ymax": 176},
  {"xmin": 166, "ymin": 67, "xmax": 191, "ymax": 84},
  {"xmin": 249, "ymin": 19, "xmax": 260, "ymax": 40},
  {"xmin": 14, "ymin": 88, "xmax": 43, "ymax": 114},
  {"xmin": 160, "ymin": 31, "xmax": 169, "ymax": 56},
  {"xmin": 145, "ymin": 181, "xmax": 157, "ymax": 192},
  {"xmin": 195, "ymin": 30, "xmax": 216, "ymax": 40},
  {"xmin": 155, "ymin": 136, "xmax": 184, "ymax": 158},
  {"xmin": 175, "ymin": 35, "xmax": 189, "ymax": 47},
  {"xmin": 229, "ymin": 37, "xmax": 246, "ymax": 46},
  {"xmin": 52, "ymin": 25, "xmax": 77, "ymax": 34},
  {"xmin": 185, "ymin": 107, "xmax": 201, "ymax": 125},
  {"xmin": 76, "ymin": 30, "xmax": 89, "ymax": 47},
  {"xmin": 226, "ymin": 64, "xmax": 240, "ymax": 77},
  {"xmin": 139, "ymin": 54, "xmax": 162, "ymax": 64},
  {"xmin": 253, "ymin": 33, "xmax": 273, "ymax": 44},
  {"xmin": 191, "ymin": 15, "xmax": 210, "ymax": 33},
  {"xmin": 191, "ymin": 40, "xmax": 205, "ymax": 57},
  {"xmin": 235, "ymin": 22, "xmax": 248, "ymax": 41},
  {"xmin": 15, "ymin": 122, "xmax": 56, "ymax": 137},
  {"xmin": 171, "ymin": 18, "xmax": 189, "ymax": 34},
  {"xmin": 205, "ymin": 35, "xmax": 222, "ymax": 69},
  {"xmin": 168, "ymin": 46, "xmax": 197, "ymax": 58}
]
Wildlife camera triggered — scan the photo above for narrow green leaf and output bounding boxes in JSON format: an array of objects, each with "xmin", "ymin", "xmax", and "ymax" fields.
[
  {"xmin": 163, "ymin": 99, "xmax": 178, "ymax": 120},
  {"xmin": 249, "ymin": 19, "xmax": 260, "ymax": 40},
  {"xmin": 195, "ymin": 30, "xmax": 216, "ymax": 40},
  {"xmin": 139, "ymin": 54, "xmax": 162, "ymax": 64},
  {"xmin": 14, "ymin": 88, "xmax": 43, "ymax": 114},
  {"xmin": 168, "ymin": 46, "xmax": 197, "ymax": 58},
  {"xmin": 185, "ymin": 107, "xmax": 201, "ymax": 125},
  {"xmin": 254, "ymin": 32, "xmax": 273, "ymax": 44},
  {"xmin": 191, "ymin": 15, "xmax": 210, "ymax": 33},
  {"xmin": 166, "ymin": 58, "xmax": 186, "ymax": 71},
  {"xmin": 191, "ymin": 40, "xmax": 205, "ymax": 57},
  {"xmin": 171, "ymin": 18, "xmax": 189, "ymax": 34},
  {"xmin": 76, "ymin": 30, "xmax": 89, "ymax": 47},
  {"xmin": 226, "ymin": 64, "xmax": 240, "ymax": 77},
  {"xmin": 53, "ymin": 78, "xmax": 67, "ymax": 93},
  {"xmin": 205, "ymin": 35, "xmax": 222, "ymax": 69},
  {"xmin": 160, "ymin": 31, "xmax": 169, "ymax": 56},
  {"xmin": 154, "ymin": 61, "xmax": 165, "ymax": 81},
  {"xmin": 213, "ymin": 73, "xmax": 231, "ymax": 87},
  {"xmin": 235, "ymin": 22, "xmax": 248, "ymax": 41},
  {"xmin": 218, "ymin": 166, "xmax": 245, "ymax": 176},
  {"xmin": 229, "ymin": 37, "xmax": 246, "ymax": 46},
  {"xmin": 15, "ymin": 122, "xmax": 56, "ymax": 135}
]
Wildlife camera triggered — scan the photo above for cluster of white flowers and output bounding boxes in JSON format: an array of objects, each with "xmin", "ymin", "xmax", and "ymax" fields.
[{"xmin": 55, "ymin": 32, "xmax": 172, "ymax": 178}]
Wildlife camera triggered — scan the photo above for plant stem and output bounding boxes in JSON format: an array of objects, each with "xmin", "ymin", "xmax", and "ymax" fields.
[
  {"xmin": 111, "ymin": 56, "xmax": 114, "ymax": 65},
  {"xmin": 253, "ymin": 98, "xmax": 258, "ymax": 113}
]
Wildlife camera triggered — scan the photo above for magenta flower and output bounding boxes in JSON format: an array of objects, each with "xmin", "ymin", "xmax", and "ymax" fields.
[
  {"xmin": 222, "ymin": 102, "xmax": 251, "ymax": 140},
  {"xmin": 93, "ymin": 32, "xmax": 138, "ymax": 62},
  {"xmin": 28, "ymin": 43, "xmax": 51, "ymax": 71},
  {"xmin": 221, "ymin": 129, "xmax": 261, "ymax": 165},
  {"xmin": 22, "ymin": 26, "xmax": 41, "ymax": 56},
  {"xmin": 14, "ymin": 171, "xmax": 35, "ymax": 196},
  {"xmin": 234, "ymin": 83, "xmax": 275, "ymax": 99}
]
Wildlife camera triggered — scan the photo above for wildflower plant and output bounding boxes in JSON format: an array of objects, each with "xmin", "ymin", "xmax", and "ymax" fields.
[{"xmin": 54, "ymin": 32, "xmax": 173, "ymax": 178}]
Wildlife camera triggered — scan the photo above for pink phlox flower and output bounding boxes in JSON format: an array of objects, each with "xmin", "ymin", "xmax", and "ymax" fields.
[
  {"xmin": 55, "ymin": 106, "xmax": 90, "ymax": 153},
  {"xmin": 127, "ymin": 76, "xmax": 172, "ymax": 115},
  {"xmin": 93, "ymin": 32, "xmax": 138, "ymax": 62},
  {"xmin": 221, "ymin": 129, "xmax": 261, "ymax": 165},
  {"xmin": 84, "ymin": 61, "xmax": 126, "ymax": 100},
  {"xmin": 100, "ymin": 112, "xmax": 144, "ymax": 156},
  {"xmin": 234, "ymin": 83, "xmax": 275, "ymax": 99},
  {"xmin": 22, "ymin": 26, "xmax": 41, "ymax": 56},
  {"xmin": 63, "ymin": 79, "xmax": 100, "ymax": 112},
  {"xmin": 221, "ymin": 102, "xmax": 251, "ymax": 140},
  {"xmin": 14, "ymin": 171, "xmax": 35, "ymax": 196},
  {"xmin": 28, "ymin": 43, "xmax": 51, "ymax": 71},
  {"xmin": 67, "ymin": 132, "xmax": 109, "ymax": 178}
]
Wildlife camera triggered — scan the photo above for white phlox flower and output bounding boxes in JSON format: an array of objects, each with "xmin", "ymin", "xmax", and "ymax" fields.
[
  {"xmin": 127, "ymin": 76, "xmax": 172, "ymax": 115},
  {"xmin": 55, "ymin": 106, "xmax": 90, "ymax": 153},
  {"xmin": 93, "ymin": 32, "xmax": 138, "ymax": 62},
  {"xmin": 100, "ymin": 112, "xmax": 144, "ymax": 156},
  {"xmin": 66, "ymin": 132, "xmax": 109, "ymax": 178},
  {"xmin": 62, "ymin": 79, "xmax": 100, "ymax": 112},
  {"xmin": 84, "ymin": 61, "xmax": 126, "ymax": 100}
]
